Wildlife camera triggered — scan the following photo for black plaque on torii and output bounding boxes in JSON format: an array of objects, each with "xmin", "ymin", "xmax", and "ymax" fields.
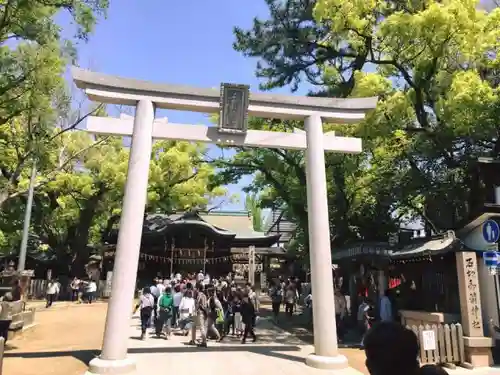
[{"xmin": 218, "ymin": 83, "xmax": 250, "ymax": 134}]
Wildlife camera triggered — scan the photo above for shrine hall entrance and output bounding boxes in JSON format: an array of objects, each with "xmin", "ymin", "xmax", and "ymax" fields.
[{"xmin": 101, "ymin": 211, "xmax": 285, "ymax": 282}]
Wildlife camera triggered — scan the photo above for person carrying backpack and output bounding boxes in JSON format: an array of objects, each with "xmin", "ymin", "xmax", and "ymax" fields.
[
  {"xmin": 156, "ymin": 286, "xmax": 173, "ymax": 339},
  {"xmin": 269, "ymin": 280, "xmax": 283, "ymax": 323}
]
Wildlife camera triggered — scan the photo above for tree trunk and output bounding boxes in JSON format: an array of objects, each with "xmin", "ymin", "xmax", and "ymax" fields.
[
  {"xmin": 0, "ymin": 188, "xmax": 9, "ymax": 208},
  {"xmin": 68, "ymin": 189, "xmax": 106, "ymax": 276}
]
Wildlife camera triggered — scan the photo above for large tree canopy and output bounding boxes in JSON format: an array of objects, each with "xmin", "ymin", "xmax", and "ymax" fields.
[
  {"xmin": 0, "ymin": 127, "xmax": 226, "ymax": 273},
  {"xmin": 0, "ymin": 2, "xmax": 228, "ymax": 274},
  {"xmin": 218, "ymin": 0, "xmax": 500, "ymax": 254},
  {"xmin": 0, "ymin": 0, "xmax": 110, "ymax": 265},
  {"xmin": 0, "ymin": 0, "xmax": 109, "ymax": 207}
]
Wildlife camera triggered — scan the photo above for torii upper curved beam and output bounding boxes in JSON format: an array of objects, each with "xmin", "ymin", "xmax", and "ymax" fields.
[{"xmin": 71, "ymin": 67, "xmax": 377, "ymax": 123}]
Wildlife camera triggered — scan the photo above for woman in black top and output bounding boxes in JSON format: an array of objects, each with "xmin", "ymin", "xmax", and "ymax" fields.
[
  {"xmin": 240, "ymin": 293, "xmax": 257, "ymax": 344},
  {"xmin": 225, "ymin": 293, "xmax": 239, "ymax": 336}
]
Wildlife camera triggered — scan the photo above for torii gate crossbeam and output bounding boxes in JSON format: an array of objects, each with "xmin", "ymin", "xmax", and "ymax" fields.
[{"xmin": 85, "ymin": 115, "xmax": 362, "ymax": 152}]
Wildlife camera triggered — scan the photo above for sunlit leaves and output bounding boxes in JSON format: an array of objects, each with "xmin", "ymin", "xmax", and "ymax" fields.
[
  {"xmin": 439, "ymin": 71, "xmax": 498, "ymax": 139},
  {"xmin": 314, "ymin": 0, "xmax": 500, "ymax": 229},
  {"xmin": 0, "ymin": 0, "xmax": 110, "ymax": 211},
  {"xmin": 231, "ymin": 0, "xmax": 500, "ymax": 246},
  {"xmin": 23, "ymin": 130, "xmax": 227, "ymax": 258},
  {"xmin": 0, "ymin": 0, "xmax": 109, "ymax": 44}
]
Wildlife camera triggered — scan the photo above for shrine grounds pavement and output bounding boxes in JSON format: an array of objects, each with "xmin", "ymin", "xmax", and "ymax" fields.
[
  {"xmin": 3, "ymin": 302, "xmax": 368, "ymax": 375},
  {"xmin": 127, "ymin": 313, "xmax": 367, "ymax": 375},
  {"xmin": 125, "ymin": 313, "xmax": 500, "ymax": 375},
  {"xmin": 4, "ymin": 300, "xmax": 500, "ymax": 375},
  {"xmin": 129, "ymin": 316, "xmax": 500, "ymax": 375}
]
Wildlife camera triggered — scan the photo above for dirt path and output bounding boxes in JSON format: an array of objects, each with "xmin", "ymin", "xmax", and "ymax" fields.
[
  {"xmin": 3, "ymin": 300, "xmax": 368, "ymax": 375},
  {"xmin": 3, "ymin": 303, "xmax": 108, "ymax": 375}
]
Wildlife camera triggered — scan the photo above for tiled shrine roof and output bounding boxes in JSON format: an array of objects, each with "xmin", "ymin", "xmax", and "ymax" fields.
[
  {"xmin": 105, "ymin": 210, "xmax": 281, "ymax": 247},
  {"xmin": 332, "ymin": 231, "xmax": 462, "ymax": 262}
]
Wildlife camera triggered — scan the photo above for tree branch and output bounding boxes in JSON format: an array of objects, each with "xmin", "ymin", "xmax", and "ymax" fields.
[
  {"xmin": 49, "ymin": 103, "xmax": 105, "ymax": 141},
  {"xmin": 2, "ymin": 136, "xmax": 110, "ymax": 203}
]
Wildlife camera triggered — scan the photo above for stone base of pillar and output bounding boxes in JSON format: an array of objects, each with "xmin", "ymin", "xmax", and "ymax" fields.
[
  {"xmin": 84, "ymin": 357, "xmax": 136, "ymax": 375},
  {"xmin": 464, "ymin": 336, "xmax": 494, "ymax": 367},
  {"xmin": 305, "ymin": 353, "xmax": 349, "ymax": 370}
]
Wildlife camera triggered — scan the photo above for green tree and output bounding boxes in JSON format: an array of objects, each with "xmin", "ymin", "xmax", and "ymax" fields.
[
  {"xmin": 245, "ymin": 193, "xmax": 264, "ymax": 232},
  {"xmin": 0, "ymin": 0, "xmax": 109, "ymax": 258},
  {"xmin": 0, "ymin": 103, "xmax": 105, "ymax": 209},
  {"xmin": 22, "ymin": 131, "xmax": 226, "ymax": 274},
  {"xmin": 223, "ymin": 0, "xmax": 500, "ymax": 252},
  {"xmin": 313, "ymin": 0, "xmax": 500, "ymax": 230},
  {"xmin": 0, "ymin": 0, "xmax": 109, "ymax": 208},
  {"xmin": 212, "ymin": 117, "xmax": 398, "ymax": 248}
]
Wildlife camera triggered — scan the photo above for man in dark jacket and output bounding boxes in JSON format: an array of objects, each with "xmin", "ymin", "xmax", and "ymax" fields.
[{"xmin": 240, "ymin": 293, "xmax": 257, "ymax": 344}]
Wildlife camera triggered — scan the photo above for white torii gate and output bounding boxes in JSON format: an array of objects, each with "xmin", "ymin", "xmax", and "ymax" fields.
[{"xmin": 72, "ymin": 67, "xmax": 377, "ymax": 375}]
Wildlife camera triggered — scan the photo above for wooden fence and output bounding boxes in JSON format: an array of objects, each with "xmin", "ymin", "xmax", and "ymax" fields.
[
  {"xmin": 407, "ymin": 323, "xmax": 468, "ymax": 368},
  {"xmin": 27, "ymin": 279, "xmax": 48, "ymax": 299}
]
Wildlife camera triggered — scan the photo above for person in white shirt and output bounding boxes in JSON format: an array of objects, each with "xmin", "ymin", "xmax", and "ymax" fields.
[
  {"xmin": 245, "ymin": 282, "xmax": 259, "ymax": 311},
  {"xmin": 379, "ymin": 290, "xmax": 393, "ymax": 322},
  {"xmin": 178, "ymin": 289, "xmax": 195, "ymax": 336},
  {"xmin": 157, "ymin": 279, "xmax": 165, "ymax": 295},
  {"xmin": 203, "ymin": 275, "xmax": 210, "ymax": 286},
  {"xmin": 304, "ymin": 291, "xmax": 313, "ymax": 324},
  {"xmin": 172, "ymin": 285, "xmax": 183, "ymax": 327},
  {"xmin": 85, "ymin": 280, "xmax": 97, "ymax": 304},
  {"xmin": 55, "ymin": 280, "xmax": 62, "ymax": 301},
  {"xmin": 357, "ymin": 298, "xmax": 372, "ymax": 346},
  {"xmin": 197, "ymin": 271, "xmax": 204, "ymax": 282},
  {"xmin": 46, "ymin": 279, "xmax": 60, "ymax": 308},
  {"xmin": 70, "ymin": 277, "xmax": 80, "ymax": 302},
  {"xmin": 150, "ymin": 281, "xmax": 160, "ymax": 298},
  {"xmin": 135, "ymin": 287, "xmax": 155, "ymax": 340},
  {"xmin": 304, "ymin": 292, "xmax": 312, "ymax": 308},
  {"xmin": 150, "ymin": 279, "xmax": 160, "ymax": 321}
]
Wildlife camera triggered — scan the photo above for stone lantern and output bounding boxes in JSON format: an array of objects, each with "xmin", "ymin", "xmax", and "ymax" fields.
[{"xmin": 0, "ymin": 261, "xmax": 34, "ymax": 302}]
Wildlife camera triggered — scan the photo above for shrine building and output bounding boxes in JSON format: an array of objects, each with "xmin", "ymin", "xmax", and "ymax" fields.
[{"xmin": 101, "ymin": 210, "xmax": 287, "ymax": 283}]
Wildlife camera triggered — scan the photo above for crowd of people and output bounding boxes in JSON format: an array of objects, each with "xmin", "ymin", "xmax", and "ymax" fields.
[
  {"xmin": 23, "ymin": 268, "xmax": 451, "ymax": 375},
  {"xmin": 135, "ymin": 271, "xmax": 259, "ymax": 347},
  {"xmin": 266, "ymin": 276, "xmax": 400, "ymax": 347},
  {"xmin": 44, "ymin": 277, "xmax": 98, "ymax": 307},
  {"xmin": 36, "ymin": 270, "xmax": 450, "ymax": 375},
  {"xmin": 268, "ymin": 277, "xmax": 303, "ymax": 322}
]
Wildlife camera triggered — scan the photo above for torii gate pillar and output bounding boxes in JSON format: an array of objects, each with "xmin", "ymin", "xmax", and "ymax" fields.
[
  {"xmin": 304, "ymin": 114, "xmax": 347, "ymax": 369},
  {"xmin": 85, "ymin": 100, "xmax": 155, "ymax": 375}
]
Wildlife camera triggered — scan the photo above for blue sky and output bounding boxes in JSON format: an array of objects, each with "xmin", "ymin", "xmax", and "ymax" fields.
[{"xmin": 61, "ymin": 0, "xmax": 309, "ymax": 211}]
